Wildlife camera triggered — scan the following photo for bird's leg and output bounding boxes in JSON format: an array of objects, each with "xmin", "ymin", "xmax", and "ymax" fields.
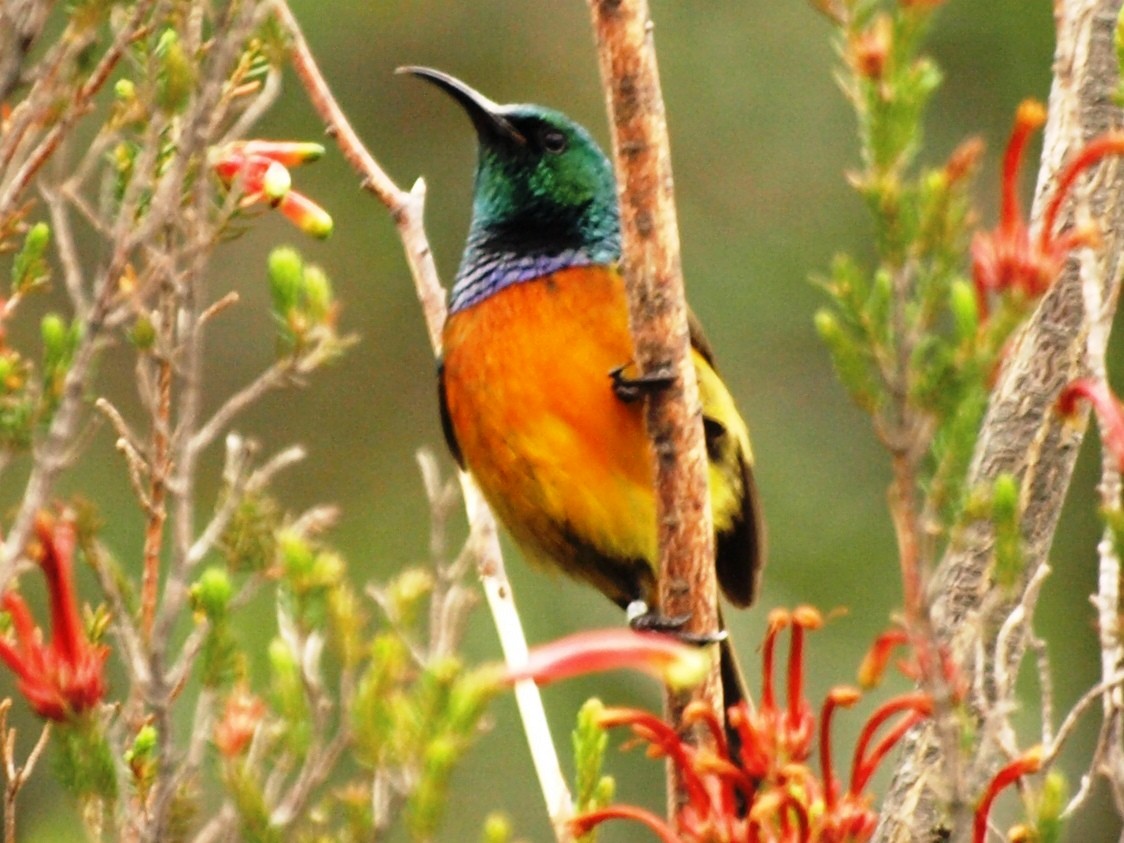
[
  {"xmin": 609, "ymin": 363, "xmax": 675, "ymax": 404},
  {"xmin": 626, "ymin": 599, "xmax": 727, "ymax": 645}
]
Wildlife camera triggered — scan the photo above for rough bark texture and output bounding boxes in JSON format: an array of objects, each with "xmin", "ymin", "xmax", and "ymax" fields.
[
  {"xmin": 876, "ymin": 2, "xmax": 1124, "ymax": 839},
  {"xmin": 587, "ymin": 0, "xmax": 722, "ymax": 813}
]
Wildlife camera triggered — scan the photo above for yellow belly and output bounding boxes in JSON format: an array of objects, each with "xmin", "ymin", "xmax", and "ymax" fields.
[{"xmin": 441, "ymin": 265, "xmax": 659, "ymax": 605}]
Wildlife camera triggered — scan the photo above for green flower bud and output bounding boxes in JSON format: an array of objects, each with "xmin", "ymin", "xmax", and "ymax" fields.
[
  {"xmin": 268, "ymin": 247, "xmax": 303, "ymax": 315},
  {"xmin": 278, "ymin": 529, "xmax": 315, "ymax": 579},
  {"xmin": 130, "ymin": 314, "xmax": 156, "ymax": 350},
  {"xmin": 268, "ymin": 637, "xmax": 298, "ymax": 679},
  {"xmin": 814, "ymin": 308, "xmax": 841, "ymax": 343},
  {"xmin": 113, "ymin": 141, "xmax": 136, "ymax": 175},
  {"xmin": 40, "ymin": 313, "xmax": 67, "ymax": 356},
  {"xmin": 311, "ymin": 549, "xmax": 344, "ymax": 588},
  {"xmin": 481, "ymin": 812, "xmax": 513, "ymax": 843},
  {"xmin": 302, "ymin": 265, "xmax": 333, "ymax": 323},
  {"xmin": 23, "ymin": 221, "xmax": 49, "ymax": 253},
  {"xmin": 114, "ymin": 78, "xmax": 136, "ymax": 101},
  {"xmin": 190, "ymin": 566, "xmax": 234, "ymax": 620},
  {"xmin": 131, "ymin": 724, "xmax": 157, "ymax": 756},
  {"xmin": 155, "ymin": 30, "xmax": 193, "ymax": 114},
  {"xmin": 950, "ymin": 279, "xmax": 978, "ymax": 341}
]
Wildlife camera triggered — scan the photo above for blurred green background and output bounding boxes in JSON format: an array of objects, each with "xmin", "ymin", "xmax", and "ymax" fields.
[{"xmin": 10, "ymin": 0, "xmax": 1124, "ymax": 840}]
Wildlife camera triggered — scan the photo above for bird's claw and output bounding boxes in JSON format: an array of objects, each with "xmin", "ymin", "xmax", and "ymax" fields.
[
  {"xmin": 609, "ymin": 364, "xmax": 675, "ymax": 404},
  {"xmin": 626, "ymin": 600, "xmax": 727, "ymax": 646}
]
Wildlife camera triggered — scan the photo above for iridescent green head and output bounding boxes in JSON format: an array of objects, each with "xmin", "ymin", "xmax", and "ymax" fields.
[{"xmin": 401, "ymin": 67, "xmax": 621, "ymax": 312}]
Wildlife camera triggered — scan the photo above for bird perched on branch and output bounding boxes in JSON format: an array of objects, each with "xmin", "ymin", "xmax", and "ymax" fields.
[{"xmin": 402, "ymin": 66, "xmax": 764, "ymax": 708}]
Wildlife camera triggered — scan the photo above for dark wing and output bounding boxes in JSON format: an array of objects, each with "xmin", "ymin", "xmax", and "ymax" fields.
[
  {"xmin": 713, "ymin": 445, "xmax": 765, "ymax": 607},
  {"xmin": 437, "ymin": 359, "xmax": 465, "ymax": 468},
  {"xmin": 690, "ymin": 310, "xmax": 766, "ymax": 608}
]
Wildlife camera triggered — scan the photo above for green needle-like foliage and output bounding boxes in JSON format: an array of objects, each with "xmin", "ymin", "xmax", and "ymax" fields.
[
  {"xmin": 572, "ymin": 698, "xmax": 614, "ymax": 842},
  {"xmin": 53, "ymin": 716, "xmax": 118, "ymax": 802},
  {"xmin": 817, "ymin": 0, "xmax": 1035, "ymax": 545},
  {"xmin": 10, "ymin": 223, "xmax": 50, "ymax": 295}
]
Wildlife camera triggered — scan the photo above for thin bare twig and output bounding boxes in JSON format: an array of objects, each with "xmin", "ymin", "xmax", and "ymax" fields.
[
  {"xmin": 0, "ymin": 699, "xmax": 52, "ymax": 843},
  {"xmin": 0, "ymin": 0, "xmax": 152, "ymax": 218},
  {"xmin": 140, "ymin": 314, "xmax": 174, "ymax": 640},
  {"xmin": 41, "ymin": 183, "xmax": 91, "ymax": 316}
]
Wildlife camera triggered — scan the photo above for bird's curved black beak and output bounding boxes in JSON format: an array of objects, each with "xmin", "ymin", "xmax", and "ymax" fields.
[{"xmin": 397, "ymin": 66, "xmax": 526, "ymax": 146}]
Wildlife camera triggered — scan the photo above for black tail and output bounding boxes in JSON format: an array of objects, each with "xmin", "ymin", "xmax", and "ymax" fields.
[{"xmin": 719, "ymin": 616, "xmax": 749, "ymax": 764}]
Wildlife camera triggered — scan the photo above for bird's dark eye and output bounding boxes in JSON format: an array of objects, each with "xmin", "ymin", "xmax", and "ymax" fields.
[{"xmin": 540, "ymin": 129, "xmax": 568, "ymax": 154}]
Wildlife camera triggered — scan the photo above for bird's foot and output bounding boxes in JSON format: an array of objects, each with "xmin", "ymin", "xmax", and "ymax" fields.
[
  {"xmin": 626, "ymin": 599, "xmax": 727, "ymax": 646},
  {"xmin": 609, "ymin": 364, "xmax": 675, "ymax": 404}
]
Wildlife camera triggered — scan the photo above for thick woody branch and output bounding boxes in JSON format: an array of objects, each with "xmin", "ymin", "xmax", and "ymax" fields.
[
  {"xmin": 876, "ymin": 1, "xmax": 1124, "ymax": 839},
  {"xmin": 586, "ymin": 0, "xmax": 721, "ymax": 812}
]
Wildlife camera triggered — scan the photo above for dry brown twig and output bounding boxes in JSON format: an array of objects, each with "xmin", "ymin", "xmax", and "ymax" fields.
[{"xmin": 0, "ymin": 698, "xmax": 51, "ymax": 843}]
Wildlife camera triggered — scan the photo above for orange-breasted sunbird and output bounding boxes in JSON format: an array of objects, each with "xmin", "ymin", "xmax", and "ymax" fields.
[{"xmin": 404, "ymin": 67, "xmax": 765, "ymax": 709}]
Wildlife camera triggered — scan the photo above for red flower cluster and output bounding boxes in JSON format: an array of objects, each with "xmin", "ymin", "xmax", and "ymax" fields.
[
  {"xmin": 513, "ymin": 614, "xmax": 1043, "ymax": 841},
  {"xmin": 0, "ymin": 512, "xmax": 108, "ymax": 721},
  {"xmin": 211, "ymin": 140, "xmax": 333, "ymax": 239},
  {"xmin": 522, "ymin": 609, "xmax": 933, "ymax": 842},
  {"xmin": 972, "ymin": 99, "xmax": 1124, "ymax": 319}
]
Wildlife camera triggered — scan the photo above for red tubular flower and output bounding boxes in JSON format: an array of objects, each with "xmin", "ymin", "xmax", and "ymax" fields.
[
  {"xmin": 571, "ymin": 804, "xmax": 680, "ymax": 843},
  {"xmin": 233, "ymin": 140, "xmax": 326, "ymax": 168},
  {"xmin": 1038, "ymin": 133, "xmax": 1124, "ymax": 261},
  {"xmin": 276, "ymin": 190, "xmax": 334, "ymax": 239},
  {"xmin": 784, "ymin": 606, "xmax": 822, "ymax": 757},
  {"xmin": 1058, "ymin": 378, "xmax": 1124, "ymax": 471},
  {"xmin": 973, "ymin": 747, "xmax": 1044, "ymax": 843},
  {"xmin": 0, "ymin": 512, "xmax": 108, "ymax": 720},
  {"xmin": 858, "ymin": 629, "xmax": 909, "ymax": 689},
  {"xmin": 683, "ymin": 700, "xmax": 756, "ymax": 818},
  {"xmin": 597, "ymin": 704, "xmax": 722, "ymax": 825},
  {"xmin": 505, "ymin": 627, "xmax": 710, "ymax": 690},
  {"xmin": 820, "ymin": 686, "xmax": 861, "ymax": 811},
  {"xmin": 211, "ymin": 139, "xmax": 333, "ymax": 239},
  {"xmin": 850, "ymin": 691, "xmax": 932, "ymax": 795},
  {"xmin": 762, "ymin": 608, "xmax": 790, "ymax": 712}
]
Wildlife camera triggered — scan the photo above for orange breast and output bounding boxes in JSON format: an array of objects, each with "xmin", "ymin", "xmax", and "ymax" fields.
[{"xmin": 441, "ymin": 264, "xmax": 658, "ymax": 603}]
